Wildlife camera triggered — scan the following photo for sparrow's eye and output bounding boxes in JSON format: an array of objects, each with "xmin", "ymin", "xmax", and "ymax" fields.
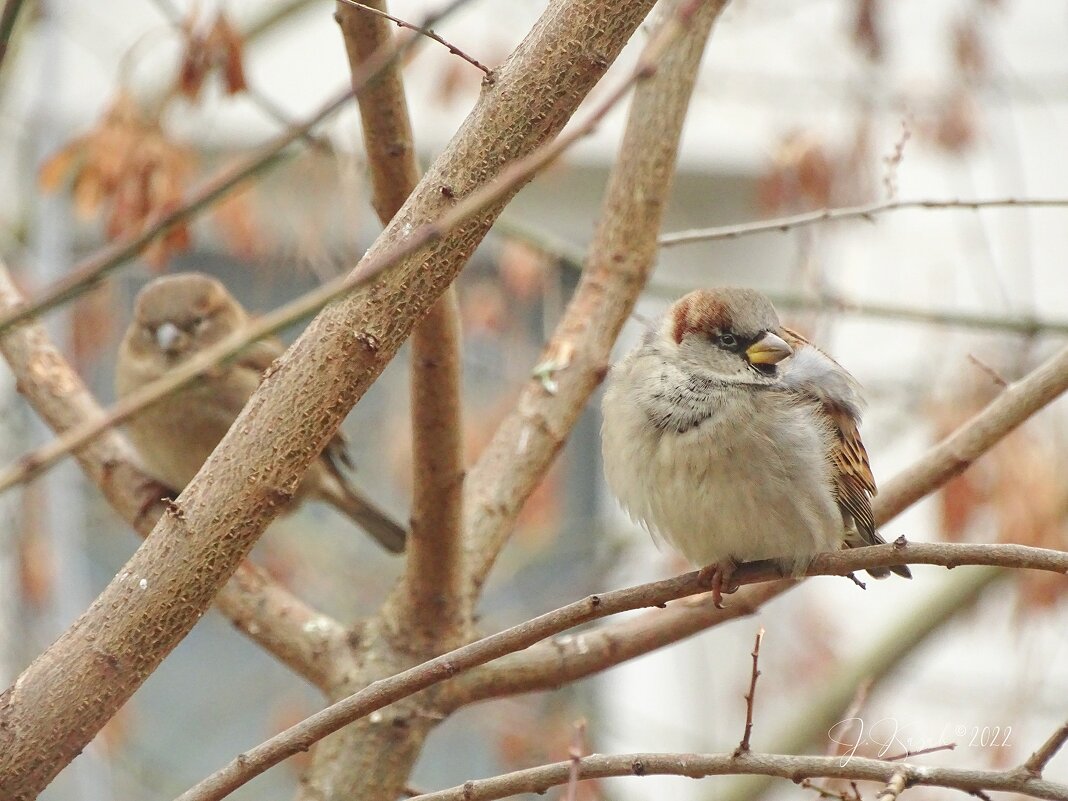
[
  {"xmin": 716, "ymin": 333, "xmax": 738, "ymax": 349},
  {"xmin": 191, "ymin": 315, "xmax": 208, "ymax": 332}
]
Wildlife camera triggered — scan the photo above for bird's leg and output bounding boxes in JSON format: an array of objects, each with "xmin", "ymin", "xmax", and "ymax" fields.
[{"xmin": 698, "ymin": 559, "xmax": 738, "ymax": 609}]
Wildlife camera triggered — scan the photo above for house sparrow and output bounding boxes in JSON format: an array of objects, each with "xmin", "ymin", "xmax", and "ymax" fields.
[
  {"xmin": 116, "ymin": 272, "xmax": 407, "ymax": 554},
  {"xmin": 601, "ymin": 287, "xmax": 909, "ymax": 603}
]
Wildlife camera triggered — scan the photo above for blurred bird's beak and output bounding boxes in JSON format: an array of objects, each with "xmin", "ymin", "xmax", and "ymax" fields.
[
  {"xmin": 745, "ymin": 332, "xmax": 792, "ymax": 365},
  {"xmin": 155, "ymin": 322, "xmax": 183, "ymax": 354}
]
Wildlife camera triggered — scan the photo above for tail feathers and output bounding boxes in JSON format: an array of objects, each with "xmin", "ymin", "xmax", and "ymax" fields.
[
  {"xmin": 327, "ymin": 481, "xmax": 408, "ymax": 554},
  {"xmin": 844, "ymin": 529, "xmax": 912, "ymax": 580}
]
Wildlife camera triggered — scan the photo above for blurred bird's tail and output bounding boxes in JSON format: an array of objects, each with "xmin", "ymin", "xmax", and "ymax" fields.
[{"xmin": 330, "ymin": 482, "xmax": 408, "ymax": 554}]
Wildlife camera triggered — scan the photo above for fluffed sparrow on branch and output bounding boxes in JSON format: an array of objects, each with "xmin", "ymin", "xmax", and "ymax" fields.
[
  {"xmin": 116, "ymin": 272, "xmax": 407, "ymax": 553},
  {"xmin": 601, "ymin": 287, "xmax": 910, "ymax": 604}
]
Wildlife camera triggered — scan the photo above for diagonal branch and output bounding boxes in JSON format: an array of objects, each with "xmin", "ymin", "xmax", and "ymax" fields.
[
  {"xmin": 338, "ymin": 0, "xmax": 468, "ymax": 653},
  {"xmin": 1024, "ymin": 721, "xmax": 1068, "ymax": 777},
  {"xmin": 403, "ymin": 751, "xmax": 1068, "ymax": 801},
  {"xmin": 173, "ymin": 540, "xmax": 1067, "ymax": 801},
  {"xmin": 0, "ymin": 264, "xmax": 346, "ymax": 689},
  {"xmin": 464, "ymin": 0, "xmax": 730, "ymax": 595},
  {"xmin": 0, "ymin": 0, "xmax": 661, "ymax": 796}
]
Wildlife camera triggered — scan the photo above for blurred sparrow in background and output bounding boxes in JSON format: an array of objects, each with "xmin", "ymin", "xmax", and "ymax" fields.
[
  {"xmin": 116, "ymin": 272, "xmax": 407, "ymax": 553},
  {"xmin": 601, "ymin": 286, "xmax": 909, "ymax": 604}
]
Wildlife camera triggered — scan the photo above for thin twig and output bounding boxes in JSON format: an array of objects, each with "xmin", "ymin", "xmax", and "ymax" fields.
[
  {"xmin": 735, "ymin": 628, "xmax": 765, "ymax": 756},
  {"xmin": 172, "ymin": 542, "xmax": 1068, "ymax": 801},
  {"xmin": 0, "ymin": 0, "xmax": 706, "ymax": 496},
  {"xmin": 659, "ymin": 197, "xmax": 1068, "ymax": 248},
  {"xmin": 1023, "ymin": 721, "xmax": 1068, "ymax": 776},
  {"xmin": 337, "ymin": 0, "xmax": 492, "ymax": 75},
  {"xmin": 885, "ymin": 743, "xmax": 956, "ymax": 762},
  {"xmin": 402, "ymin": 751, "xmax": 1068, "ymax": 801},
  {"xmin": 564, "ymin": 720, "xmax": 588, "ymax": 801},
  {"xmin": 967, "ymin": 354, "xmax": 1010, "ymax": 388},
  {"xmin": 498, "ymin": 219, "xmax": 1068, "ymax": 337}
]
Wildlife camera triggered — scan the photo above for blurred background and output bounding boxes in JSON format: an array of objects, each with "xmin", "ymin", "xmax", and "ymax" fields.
[{"xmin": 0, "ymin": 0, "xmax": 1066, "ymax": 799}]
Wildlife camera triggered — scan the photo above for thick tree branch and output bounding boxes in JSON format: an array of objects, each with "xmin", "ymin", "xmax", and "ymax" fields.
[
  {"xmin": 339, "ymin": 0, "xmax": 468, "ymax": 651},
  {"xmin": 0, "ymin": 265, "xmax": 346, "ymax": 689},
  {"xmin": 0, "ymin": 1, "xmax": 661, "ymax": 796},
  {"xmin": 403, "ymin": 751, "xmax": 1068, "ymax": 801},
  {"xmin": 465, "ymin": 0, "xmax": 730, "ymax": 595},
  {"xmin": 289, "ymin": 3, "xmax": 472, "ymax": 798},
  {"xmin": 174, "ymin": 541, "xmax": 1066, "ymax": 801}
]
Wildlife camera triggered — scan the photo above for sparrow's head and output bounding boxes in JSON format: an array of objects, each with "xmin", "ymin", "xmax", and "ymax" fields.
[
  {"xmin": 123, "ymin": 272, "xmax": 245, "ymax": 365},
  {"xmin": 662, "ymin": 287, "xmax": 793, "ymax": 382}
]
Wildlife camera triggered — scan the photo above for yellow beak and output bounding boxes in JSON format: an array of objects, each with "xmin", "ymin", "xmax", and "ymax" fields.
[{"xmin": 745, "ymin": 332, "xmax": 793, "ymax": 365}]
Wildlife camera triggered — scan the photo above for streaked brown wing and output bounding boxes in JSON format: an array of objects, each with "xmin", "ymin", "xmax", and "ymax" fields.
[
  {"xmin": 780, "ymin": 326, "xmax": 878, "ymax": 542},
  {"xmin": 825, "ymin": 402, "xmax": 879, "ymax": 541}
]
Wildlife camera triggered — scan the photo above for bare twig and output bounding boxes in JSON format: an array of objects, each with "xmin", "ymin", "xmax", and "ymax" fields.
[
  {"xmin": 735, "ymin": 628, "xmax": 765, "ymax": 756},
  {"xmin": 874, "ymin": 769, "xmax": 909, "ymax": 801},
  {"xmin": 499, "ymin": 219, "xmax": 1068, "ymax": 337},
  {"xmin": 967, "ymin": 353, "xmax": 1009, "ymax": 388},
  {"xmin": 173, "ymin": 542, "xmax": 1067, "ymax": 801},
  {"xmin": 0, "ymin": 264, "xmax": 346, "ymax": 689},
  {"xmin": 659, "ymin": 197, "xmax": 1068, "ymax": 248},
  {"xmin": 564, "ymin": 720, "xmax": 588, "ymax": 801},
  {"xmin": 885, "ymin": 744, "xmax": 956, "ymax": 762},
  {"xmin": 338, "ymin": 0, "xmax": 468, "ymax": 652},
  {"xmin": 401, "ymin": 751, "xmax": 1068, "ymax": 801},
  {"xmin": 337, "ymin": 0, "xmax": 492, "ymax": 75},
  {"xmin": 1023, "ymin": 721, "xmax": 1068, "ymax": 776}
]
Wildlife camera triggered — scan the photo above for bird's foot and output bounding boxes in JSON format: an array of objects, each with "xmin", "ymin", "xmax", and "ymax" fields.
[{"xmin": 698, "ymin": 561, "xmax": 738, "ymax": 609}]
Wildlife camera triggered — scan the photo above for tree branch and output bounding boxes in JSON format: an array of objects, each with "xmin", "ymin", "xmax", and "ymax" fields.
[
  {"xmin": 0, "ymin": 264, "xmax": 346, "ymax": 690},
  {"xmin": 441, "ymin": 582, "xmax": 792, "ymax": 708},
  {"xmin": 464, "ymin": 0, "xmax": 730, "ymax": 595},
  {"xmin": 659, "ymin": 197, "xmax": 1068, "ymax": 248},
  {"xmin": 403, "ymin": 751, "xmax": 1068, "ymax": 801},
  {"xmin": 290, "ymin": 2, "xmax": 472, "ymax": 797},
  {"xmin": 1024, "ymin": 721, "xmax": 1068, "ymax": 777},
  {"xmin": 0, "ymin": 0, "xmax": 661, "ymax": 796},
  {"xmin": 173, "ymin": 541, "xmax": 1066, "ymax": 801},
  {"xmin": 873, "ymin": 343, "xmax": 1068, "ymax": 524},
  {"xmin": 339, "ymin": 0, "xmax": 468, "ymax": 652},
  {"xmin": 499, "ymin": 218, "xmax": 1068, "ymax": 337}
]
